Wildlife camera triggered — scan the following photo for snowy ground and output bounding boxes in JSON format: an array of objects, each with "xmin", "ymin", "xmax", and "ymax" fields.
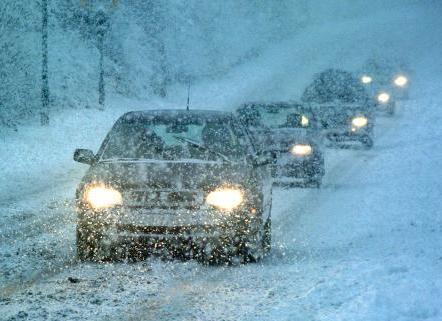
[{"xmin": 1, "ymin": 4, "xmax": 442, "ymax": 321}]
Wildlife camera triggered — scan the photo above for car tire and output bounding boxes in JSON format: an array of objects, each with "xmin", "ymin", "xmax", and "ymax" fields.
[
  {"xmin": 387, "ymin": 105, "xmax": 395, "ymax": 116},
  {"xmin": 77, "ymin": 224, "xmax": 116, "ymax": 262},
  {"xmin": 240, "ymin": 220, "xmax": 267, "ymax": 263},
  {"xmin": 76, "ymin": 224, "xmax": 100, "ymax": 262},
  {"xmin": 306, "ymin": 177, "xmax": 322, "ymax": 188},
  {"xmin": 196, "ymin": 239, "xmax": 233, "ymax": 265},
  {"xmin": 361, "ymin": 135, "xmax": 374, "ymax": 149}
]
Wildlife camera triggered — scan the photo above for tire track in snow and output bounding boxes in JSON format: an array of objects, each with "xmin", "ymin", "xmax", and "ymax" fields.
[
  {"xmin": 110, "ymin": 112, "xmax": 403, "ymax": 321},
  {"xmin": 0, "ymin": 196, "xmax": 78, "ymax": 298}
]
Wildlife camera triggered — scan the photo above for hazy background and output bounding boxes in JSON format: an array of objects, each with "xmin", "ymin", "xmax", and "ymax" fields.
[{"xmin": 1, "ymin": 0, "xmax": 435, "ymax": 128}]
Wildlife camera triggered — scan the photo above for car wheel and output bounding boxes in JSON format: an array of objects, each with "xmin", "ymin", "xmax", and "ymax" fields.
[
  {"xmin": 77, "ymin": 224, "xmax": 115, "ymax": 262},
  {"xmin": 306, "ymin": 177, "xmax": 321, "ymax": 188},
  {"xmin": 196, "ymin": 239, "xmax": 233, "ymax": 265},
  {"xmin": 361, "ymin": 135, "xmax": 374, "ymax": 149},
  {"xmin": 240, "ymin": 223, "xmax": 266, "ymax": 263},
  {"xmin": 387, "ymin": 105, "xmax": 395, "ymax": 116},
  {"xmin": 76, "ymin": 224, "xmax": 100, "ymax": 262}
]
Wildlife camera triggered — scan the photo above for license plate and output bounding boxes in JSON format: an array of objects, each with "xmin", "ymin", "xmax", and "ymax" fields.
[{"xmin": 124, "ymin": 190, "xmax": 203, "ymax": 209}]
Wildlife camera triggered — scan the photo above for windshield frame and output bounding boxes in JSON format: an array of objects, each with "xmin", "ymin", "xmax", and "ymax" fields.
[{"xmin": 96, "ymin": 111, "xmax": 248, "ymax": 162}]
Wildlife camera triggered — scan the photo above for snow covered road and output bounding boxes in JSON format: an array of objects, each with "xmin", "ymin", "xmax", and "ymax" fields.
[
  {"xmin": 1, "ymin": 4, "xmax": 442, "ymax": 320},
  {"xmin": 2, "ymin": 86, "xmax": 441, "ymax": 321}
]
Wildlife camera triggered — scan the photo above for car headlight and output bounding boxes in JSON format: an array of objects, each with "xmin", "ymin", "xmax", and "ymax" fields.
[
  {"xmin": 84, "ymin": 185, "xmax": 122, "ymax": 209},
  {"xmin": 394, "ymin": 75, "xmax": 408, "ymax": 87},
  {"xmin": 377, "ymin": 92, "xmax": 390, "ymax": 103},
  {"xmin": 301, "ymin": 115, "xmax": 309, "ymax": 127},
  {"xmin": 290, "ymin": 144, "xmax": 312, "ymax": 156},
  {"xmin": 352, "ymin": 116, "xmax": 368, "ymax": 128},
  {"xmin": 361, "ymin": 75, "xmax": 372, "ymax": 84},
  {"xmin": 206, "ymin": 188, "xmax": 243, "ymax": 211}
]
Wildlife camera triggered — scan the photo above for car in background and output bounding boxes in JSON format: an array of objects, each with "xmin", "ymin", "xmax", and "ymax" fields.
[
  {"xmin": 372, "ymin": 87, "xmax": 397, "ymax": 115},
  {"xmin": 73, "ymin": 110, "xmax": 273, "ymax": 264},
  {"xmin": 359, "ymin": 57, "xmax": 411, "ymax": 102},
  {"xmin": 237, "ymin": 102, "xmax": 325, "ymax": 187},
  {"xmin": 302, "ymin": 69, "xmax": 375, "ymax": 148}
]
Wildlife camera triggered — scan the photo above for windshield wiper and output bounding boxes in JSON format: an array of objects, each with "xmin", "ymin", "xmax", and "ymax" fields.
[{"xmin": 173, "ymin": 135, "xmax": 231, "ymax": 163}]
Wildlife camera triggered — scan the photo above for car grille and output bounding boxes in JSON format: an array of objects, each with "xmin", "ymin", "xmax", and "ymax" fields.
[{"xmin": 123, "ymin": 190, "xmax": 204, "ymax": 210}]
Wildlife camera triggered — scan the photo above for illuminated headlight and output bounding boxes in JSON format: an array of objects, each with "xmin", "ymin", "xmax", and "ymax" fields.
[
  {"xmin": 290, "ymin": 144, "xmax": 312, "ymax": 156},
  {"xmin": 206, "ymin": 188, "xmax": 243, "ymax": 211},
  {"xmin": 352, "ymin": 116, "xmax": 368, "ymax": 128},
  {"xmin": 301, "ymin": 115, "xmax": 309, "ymax": 127},
  {"xmin": 361, "ymin": 75, "xmax": 373, "ymax": 84},
  {"xmin": 84, "ymin": 185, "xmax": 122, "ymax": 209},
  {"xmin": 394, "ymin": 75, "xmax": 408, "ymax": 87},
  {"xmin": 377, "ymin": 92, "xmax": 390, "ymax": 103}
]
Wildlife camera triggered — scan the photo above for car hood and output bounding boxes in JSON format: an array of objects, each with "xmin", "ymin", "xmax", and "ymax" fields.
[
  {"xmin": 79, "ymin": 159, "xmax": 251, "ymax": 191},
  {"xmin": 306, "ymin": 102, "xmax": 374, "ymax": 128}
]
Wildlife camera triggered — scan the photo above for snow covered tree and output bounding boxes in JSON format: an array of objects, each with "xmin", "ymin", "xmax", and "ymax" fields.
[{"xmin": 0, "ymin": 2, "xmax": 39, "ymax": 130}]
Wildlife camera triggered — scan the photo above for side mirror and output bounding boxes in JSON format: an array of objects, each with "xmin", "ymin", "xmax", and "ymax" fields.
[{"xmin": 74, "ymin": 149, "xmax": 96, "ymax": 165}]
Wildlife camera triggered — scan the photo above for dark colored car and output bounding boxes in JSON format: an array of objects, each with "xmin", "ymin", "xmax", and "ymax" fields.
[
  {"xmin": 359, "ymin": 57, "xmax": 411, "ymax": 102},
  {"xmin": 302, "ymin": 69, "xmax": 376, "ymax": 148},
  {"xmin": 237, "ymin": 102, "xmax": 325, "ymax": 187},
  {"xmin": 73, "ymin": 110, "xmax": 273, "ymax": 264}
]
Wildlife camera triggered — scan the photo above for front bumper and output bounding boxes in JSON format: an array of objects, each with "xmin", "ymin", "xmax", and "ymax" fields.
[
  {"xmin": 376, "ymin": 101, "xmax": 396, "ymax": 114},
  {"xmin": 325, "ymin": 127, "xmax": 372, "ymax": 143},
  {"xmin": 78, "ymin": 206, "xmax": 256, "ymax": 243},
  {"xmin": 271, "ymin": 153, "xmax": 324, "ymax": 183}
]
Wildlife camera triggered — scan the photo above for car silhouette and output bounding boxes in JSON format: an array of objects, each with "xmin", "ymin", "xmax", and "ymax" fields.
[
  {"xmin": 302, "ymin": 69, "xmax": 376, "ymax": 148},
  {"xmin": 74, "ymin": 110, "xmax": 273, "ymax": 264},
  {"xmin": 237, "ymin": 102, "xmax": 325, "ymax": 187}
]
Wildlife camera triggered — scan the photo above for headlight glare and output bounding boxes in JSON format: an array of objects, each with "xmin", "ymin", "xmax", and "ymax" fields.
[
  {"xmin": 291, "ymin": 144, "xmax": 312, "ymax": 156},
  {"xmin": 206, "ymin": 188, "xmax": 243, "ymax": 211},
  {"xmin": 377, "ymin": 92, "xmax": 390, "ymax": 103},
  {"xmin": 84, "ymin": 185, "xmax": 122, "ymax": 209},
  {"xmin": 394, "ymin": 75, "xmax": 408, "ymax": 87},
  {"xmin": 301, "ymin": 115, "xmax": 309, "ymax": 127},
  {"xmin": 361, "ymin": 75, "xmax": 372, "ymax": 84},
  {"xmin": 352, "ymin": 116, "xmax": 368, "ymax": 128}
]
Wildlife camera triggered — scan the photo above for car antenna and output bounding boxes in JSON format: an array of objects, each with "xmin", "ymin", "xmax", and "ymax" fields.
[{"xmin": 186, "ymin": 81, "xmax": 191, "ymax": 111}]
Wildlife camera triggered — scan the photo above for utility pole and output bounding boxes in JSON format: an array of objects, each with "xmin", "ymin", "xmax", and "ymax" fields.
[
  {"xmin": 41, "ymin": 0, "xmax": 49, "ymax": 125},
  {"xmin": 95, "ymin": 9, "xmax": 108, "ymax": 111}
]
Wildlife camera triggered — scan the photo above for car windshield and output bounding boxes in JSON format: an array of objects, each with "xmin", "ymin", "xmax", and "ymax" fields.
[
  {"xmin": 256, "ymin": 106, "xmax": 309, "ymax": 129},
  {"xmin": 100, "ymin": 116, "xmax": 245, "ymax": 161},
  {"xmin": 302, "ymin": 69, "xmax": 369, "ymax": 104}
]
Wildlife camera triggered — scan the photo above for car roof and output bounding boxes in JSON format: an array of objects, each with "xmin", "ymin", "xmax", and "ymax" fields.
[
  {"xmin": 119, "ymin": 109, "xmax": 235, "ymax": 123},
  {"xmin": 241, "ymin": 101, "xmax": 303, "ymax": 109}
]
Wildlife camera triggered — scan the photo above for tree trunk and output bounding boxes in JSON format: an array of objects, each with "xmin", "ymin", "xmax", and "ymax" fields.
[
  {"xmin": 98, "ymin": 36, "xmax": 105, "ymax": 110},
  {"xmin": 41, "ymin": 0, "xmax": 49, "ymax": 125}
]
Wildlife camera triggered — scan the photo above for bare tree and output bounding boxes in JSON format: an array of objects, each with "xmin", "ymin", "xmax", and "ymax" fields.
[{"xmin": 95, "ymin": 9, "xmax": 108, "ymax": 110}]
